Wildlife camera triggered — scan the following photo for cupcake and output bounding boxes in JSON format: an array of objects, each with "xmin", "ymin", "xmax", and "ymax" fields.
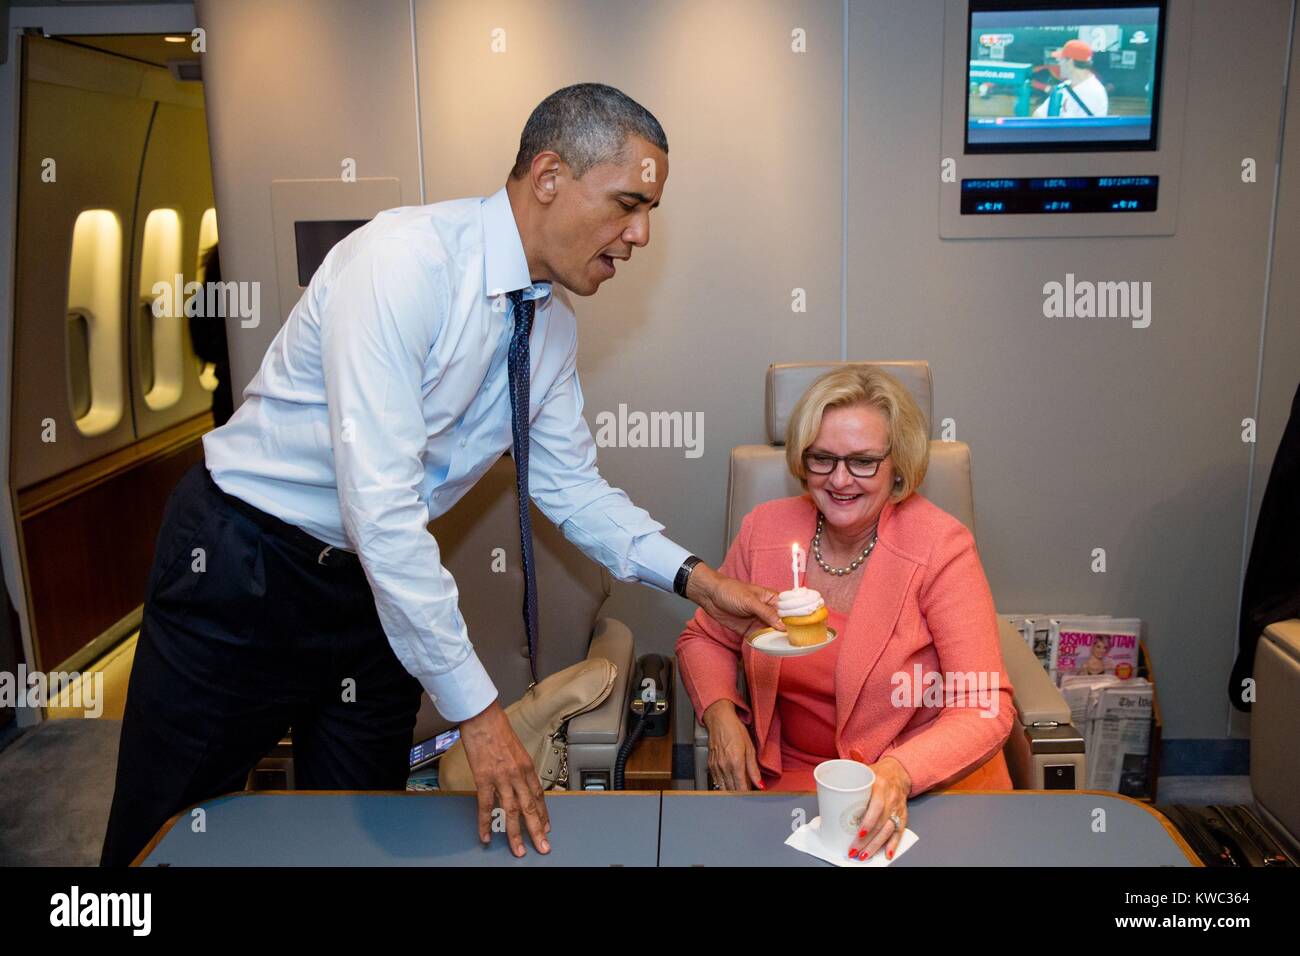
[{"xmin": 778, "ymin": 586, "xmax": 829, "ymax": 646}]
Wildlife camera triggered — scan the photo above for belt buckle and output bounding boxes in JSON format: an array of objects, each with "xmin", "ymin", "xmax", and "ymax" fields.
[{"xmin": 317, "ymin": 545, "xmax": 334, "ymax": 565}]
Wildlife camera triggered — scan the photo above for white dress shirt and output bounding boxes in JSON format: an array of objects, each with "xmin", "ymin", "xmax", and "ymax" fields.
[{"xmin": 203, "ymin": 187, "xmax": 690, "ymax": 721}]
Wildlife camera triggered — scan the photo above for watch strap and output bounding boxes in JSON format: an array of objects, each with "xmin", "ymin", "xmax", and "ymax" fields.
[{"xmin": 674, "ymin": 555, "xmax": 704, "ymax": 597}]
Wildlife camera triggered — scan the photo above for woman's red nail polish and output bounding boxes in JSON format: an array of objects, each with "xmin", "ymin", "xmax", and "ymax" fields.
[
  {"xmin": 857, "ymin": 828, "xmax": 867, "ymax": 838},
  {"xmin": 887, "ymin": 849, "xmax": 894, "ymax": 860},
  {"xmin": 848, "ymin": 849, "xmax": 858, "ymax": 859}
]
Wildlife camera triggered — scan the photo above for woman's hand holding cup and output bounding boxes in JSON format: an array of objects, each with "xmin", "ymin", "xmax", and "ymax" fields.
[{"xmin": 848, "ymin": 749, "xmax": 911, "ymax": 861}]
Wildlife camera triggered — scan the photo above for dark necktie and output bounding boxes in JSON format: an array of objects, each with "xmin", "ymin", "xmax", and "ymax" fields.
[{"xmin": 507, "ymin": 289, "xmax": 540, "ymax": 684}]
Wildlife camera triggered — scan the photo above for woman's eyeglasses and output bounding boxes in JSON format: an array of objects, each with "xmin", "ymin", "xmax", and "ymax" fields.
[{"xmin": 803, "ymin": 447, "xmax": 891, "ymax": 479}]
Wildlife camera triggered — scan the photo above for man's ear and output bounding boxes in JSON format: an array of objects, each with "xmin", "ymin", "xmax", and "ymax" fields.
[{"xmin": 530, "ymin": 150, "xmax": 562, "ymax": 204}]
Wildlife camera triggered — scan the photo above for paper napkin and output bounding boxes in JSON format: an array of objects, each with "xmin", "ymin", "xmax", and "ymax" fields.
[{"xmin": 785, "ymin": 816, "xmax": 919, "ymax": 867}]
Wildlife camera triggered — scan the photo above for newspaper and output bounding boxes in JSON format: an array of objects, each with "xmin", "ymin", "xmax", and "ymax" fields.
[
  {"xmin": 1083, "ymin": 679, "xmax": 1154, "ymax": 794},
  {"xmin": 1059, "ymin": 674, "xmax": 1123, "ymax": 728}
]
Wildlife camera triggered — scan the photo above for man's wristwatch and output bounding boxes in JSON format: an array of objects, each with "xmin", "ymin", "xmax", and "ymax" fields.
[{"xmin": 673, "ymin": 555, "xmax": 704, "ymax": 598}]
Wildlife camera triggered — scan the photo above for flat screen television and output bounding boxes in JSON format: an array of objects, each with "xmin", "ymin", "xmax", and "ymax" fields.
[{"xmin": 964, "ymin": 0, "xmax": 1166, "ymax": 153}]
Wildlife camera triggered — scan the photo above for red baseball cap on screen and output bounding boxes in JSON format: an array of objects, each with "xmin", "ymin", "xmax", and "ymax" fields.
[{"xmin": 1050, "ymin": 39, "xmax": 1094, "ymax": 61}]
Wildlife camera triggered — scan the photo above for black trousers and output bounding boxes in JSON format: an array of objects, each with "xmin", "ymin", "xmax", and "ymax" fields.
[{"xmin": 99, "ymin": 462, "xmax": 423, "ymax": 866}]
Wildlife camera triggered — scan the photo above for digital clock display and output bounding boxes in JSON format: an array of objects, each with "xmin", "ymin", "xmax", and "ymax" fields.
[{"xmin": 960, "ymin": 176, "xmax": 1159, "ymax": 214}]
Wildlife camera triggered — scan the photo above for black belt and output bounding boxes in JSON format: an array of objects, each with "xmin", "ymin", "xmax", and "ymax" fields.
[{"xmin": 204, "ymin": 469, "xmax": 361, "ymax": 569}]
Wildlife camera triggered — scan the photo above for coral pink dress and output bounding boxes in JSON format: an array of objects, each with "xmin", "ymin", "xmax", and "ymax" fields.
[{"xmin": 767, "ymin": 608, "xmax": 847, "ymax": 791}]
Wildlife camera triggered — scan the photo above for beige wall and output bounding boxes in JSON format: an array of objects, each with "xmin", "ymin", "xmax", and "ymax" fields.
[
  {"xmin": 196, "ymin": 0, "xmax": 1300, "ymax": 743},
  {"xmin": 197, "ymin": 0, "xmax": 424, "ymax": 393},
  {"xmin": 846, "ymin": 0, "xmax": 1296, "ymax": 741},
  {"xmin": 414, "ymin": 0, "xmax": 846, "ymax": 737},
  {"xmin": 1237, "ymin": 0, "xmax": 1300, "ymax": 737},
  {"xmin": 846, "ymin": 0, "xmax": 1295, "ymax": 743}
]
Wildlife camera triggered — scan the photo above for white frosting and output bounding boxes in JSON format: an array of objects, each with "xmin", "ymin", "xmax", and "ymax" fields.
[{"xmin": 778, "ymin": 587, "xmax": 825, "ymax": 618}]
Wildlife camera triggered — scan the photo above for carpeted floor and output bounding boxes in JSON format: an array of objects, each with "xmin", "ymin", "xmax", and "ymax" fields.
[
  {"xmin": 0, "ymin": 718, "xmax": 122, "ymax": 866},
  {"xmin": 0, "ymin": 718, "xmax": 20, "ymax": 753},
  {"xmin": 1156, "ymin": 774, "xmax": 1254, "ymax": 806}
]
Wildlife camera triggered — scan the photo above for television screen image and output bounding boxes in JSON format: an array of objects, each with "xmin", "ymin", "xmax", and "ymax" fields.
[{"xmin": 965, "ymin": 2, "xmax": 1165, "ymax": 152}]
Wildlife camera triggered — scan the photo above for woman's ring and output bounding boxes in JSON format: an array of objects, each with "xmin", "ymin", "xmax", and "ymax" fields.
[{"xmin": 889, "ymin": 812, "xmax": 902, "ymax": 830}]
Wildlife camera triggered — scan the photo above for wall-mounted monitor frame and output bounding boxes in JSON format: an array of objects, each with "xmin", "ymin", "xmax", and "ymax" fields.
[
  {"xmin": 965, "ymin": 0, "xmax": 1167, "ymax": 154},
  {"xmin": 939, "ymin": 0, "xmax": 1190, "ymax": 238}
]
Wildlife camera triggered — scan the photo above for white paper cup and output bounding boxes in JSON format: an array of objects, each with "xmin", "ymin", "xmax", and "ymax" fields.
[{"xmin": 814, "ymin": 759, "xmax": 875, "ymax": 856}]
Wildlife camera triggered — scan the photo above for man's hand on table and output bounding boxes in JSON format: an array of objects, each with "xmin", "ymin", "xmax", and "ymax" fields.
[
  {"xmin": 686, "ymin": 563, "xmax": 784, "ymax": 635},
  {"xmin": 459, "ymin": 699, "xmax": 551, "ymax": 857}
]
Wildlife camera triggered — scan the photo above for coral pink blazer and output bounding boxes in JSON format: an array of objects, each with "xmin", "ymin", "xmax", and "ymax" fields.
[{"xmin": 678, "ymin": 493, "xmax": 1016, "ymax": 795}]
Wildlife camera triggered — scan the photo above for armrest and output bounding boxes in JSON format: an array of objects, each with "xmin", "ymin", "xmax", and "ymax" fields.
[
  {"xmin": 694, "ymin": 716, "xmax": 709, "ymax": 748},
  {"xmin": 1262, "ymin": 618, "xmax": 1300, "ymax": 665},
  {"xmin": 998, "ymin": 615, "xmax": 1071, "ymax": 726},
  {"xmin": 566, "ymin": 616, "xmax": 634, "ymax": 745},
  {"xmin": 1251, "ymin": 619, "xmax": 1300, "ymax": 855},
  {"xmin": 997, "ymin": 616, "xmax": 1085, "ymax": 790},
  {"xmin": 694, "ymin": 718, "xmax": 710, "ymax": 789}
]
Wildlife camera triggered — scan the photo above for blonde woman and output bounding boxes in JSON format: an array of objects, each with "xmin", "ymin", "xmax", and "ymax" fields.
[{"xmin": 678, "ymin": 366, "xmax": 1015, "ymax": 861}]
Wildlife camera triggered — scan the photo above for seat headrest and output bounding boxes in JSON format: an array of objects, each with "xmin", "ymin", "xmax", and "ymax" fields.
[{"xmin": 765, "ymin": 361, "xmax": 933, "ymax": 446}]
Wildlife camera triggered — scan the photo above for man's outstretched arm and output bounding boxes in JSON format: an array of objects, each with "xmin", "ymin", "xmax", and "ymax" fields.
[{"xmin": 525, "ymin": 322, "xmax": 783, "ymax": 633}]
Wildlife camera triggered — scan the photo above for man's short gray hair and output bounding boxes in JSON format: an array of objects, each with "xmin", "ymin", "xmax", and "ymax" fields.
[{"xmin": 510, "ymin": 83, "xmax": 668, "ymax": 181}]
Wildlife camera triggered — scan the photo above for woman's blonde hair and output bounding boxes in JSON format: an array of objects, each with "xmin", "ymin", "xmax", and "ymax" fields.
[{"xmin": 784, "ymin": 366, "xmax": 929, "ymax": 502}]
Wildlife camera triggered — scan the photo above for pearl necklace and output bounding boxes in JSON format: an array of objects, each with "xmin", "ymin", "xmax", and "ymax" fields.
[{"xmin": 812, "ymin": 512, "xmax": 878, "ymax": 576}]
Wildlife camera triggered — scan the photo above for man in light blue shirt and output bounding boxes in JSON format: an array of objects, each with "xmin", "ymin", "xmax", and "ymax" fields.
[{"xmin": 101, "ymin": 83, "xmax": 782, "ymax": 866}]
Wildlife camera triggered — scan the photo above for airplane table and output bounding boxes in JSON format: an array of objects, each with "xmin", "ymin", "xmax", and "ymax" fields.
[
  {"xmin": 133, "ymin": 790, "xmax": 662, "ymax": 867},
  {"xmin": 135, "ymin": 788, "xmax": 1200, "ymax": 867},
  {"xmin": 658, "ymin": 790, "xmax": 1200, "ymax": 866}
]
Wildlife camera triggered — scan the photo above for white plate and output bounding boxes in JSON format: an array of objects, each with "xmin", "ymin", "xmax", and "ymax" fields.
[{"xmin": 747, "ymin": 627, "xmax": 838, "ymax": 657}]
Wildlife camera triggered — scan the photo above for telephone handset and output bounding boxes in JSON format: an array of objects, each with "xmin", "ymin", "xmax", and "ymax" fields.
[
  {"xmin": 630, "ymin": 653, "xmax": 671, "ymax": 736},
  {"xmin": 613, "ymin": 654, "xmax": 673, "ymax": 789}
]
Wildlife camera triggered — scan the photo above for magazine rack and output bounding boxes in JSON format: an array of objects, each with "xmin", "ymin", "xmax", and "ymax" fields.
[{"xmin": 1136, "ymin": 640, "xmax": 1162, "ymax": 803}]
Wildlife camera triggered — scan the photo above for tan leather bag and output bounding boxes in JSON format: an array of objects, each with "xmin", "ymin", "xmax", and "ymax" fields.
[{"xmin": 437, "ymin": 657, "xmax": 618, "ymax": 792}]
